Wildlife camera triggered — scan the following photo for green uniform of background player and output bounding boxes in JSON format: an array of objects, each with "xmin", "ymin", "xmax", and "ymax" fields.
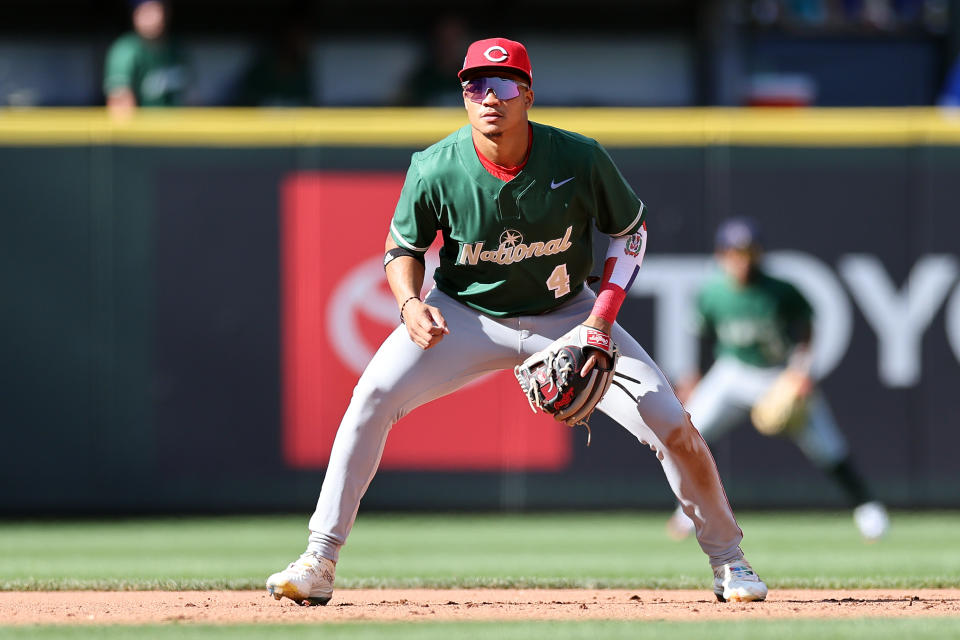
[
  {"xmin": 668, "ymin": 217, "xmax": 890, "ymax": 542},
  {"xmin": 104, "ymin": 0, "xmax": 187, "ymax": 114},
  {"xmin": 267, "ymin": 37, "xmax": 768, "ymax": 606}
]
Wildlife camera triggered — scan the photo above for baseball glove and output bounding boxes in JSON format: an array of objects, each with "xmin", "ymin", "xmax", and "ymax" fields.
[
  {"xmin": 750, "ymin": 370, "xmax": 811, "ymax": 436},
  {"xmin": 514, "ymin": 325, "xmax": 619, "ymax": 444}
]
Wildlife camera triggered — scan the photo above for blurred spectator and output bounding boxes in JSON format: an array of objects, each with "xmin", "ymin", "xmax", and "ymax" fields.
[
  {"xmin": 392, "ymin": 13, "xmax": 470, "ymax": 106},
  {"xmin": 745, "ymin": 0, "xmax": 945, "ymax": 31},
  {"xmin": 104, "ymin": 0, "xmax": 188, "ymax": 117},
  {"xmin": 745, "ymin": 72, "xmax": 817, "ymax": 105},
  {"xmin": 231, "ymin": 18, "xmax": 315, "ymax": 107}
]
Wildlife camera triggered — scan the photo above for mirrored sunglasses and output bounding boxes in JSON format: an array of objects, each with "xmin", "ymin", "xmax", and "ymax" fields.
[{"xmin": 461, "ymin": 76, "xmax": 528, "ymax": 103}]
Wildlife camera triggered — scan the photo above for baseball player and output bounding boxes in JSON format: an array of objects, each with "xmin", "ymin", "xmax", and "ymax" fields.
[
  {"xmin": 267, "ymin": 38, "xmax": 768, "ymax": 605},
  {"xmin": 104, "ymin": 0, "xmax": 187, "ymax": 116},
  {"xmin": 667, "ymin": 217, "xmax": 890, "ymax": 542}
]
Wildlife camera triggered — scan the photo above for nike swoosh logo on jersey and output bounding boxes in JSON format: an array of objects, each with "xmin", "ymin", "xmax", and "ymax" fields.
[{"xmin": 550, "ymin": 177, "xmax": 574, "ymax": 189}]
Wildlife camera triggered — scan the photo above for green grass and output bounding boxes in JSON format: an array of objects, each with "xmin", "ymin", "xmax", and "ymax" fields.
[
  {"xmin": 0, "ymin": 511, "xmax": 958, "ymax": 591},
  {"xmin": 2, "ymin": 619, "xmax": 960, "ymax": 640}
]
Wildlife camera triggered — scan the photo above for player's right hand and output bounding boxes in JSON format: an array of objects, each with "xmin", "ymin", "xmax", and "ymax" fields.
[{"xmin": 404, "ymin": 300, "xmax": 450, "ymax": 349}]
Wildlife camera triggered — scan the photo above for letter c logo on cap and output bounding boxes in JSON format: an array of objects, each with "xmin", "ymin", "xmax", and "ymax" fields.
[{"xmin": 484, "ymin": 46, "xmax": 509, "ymax": 63}]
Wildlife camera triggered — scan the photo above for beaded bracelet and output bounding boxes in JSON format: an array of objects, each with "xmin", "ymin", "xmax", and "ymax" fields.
[{"xmin": 399, "ymin": 295, "xmax": 420, "ymax": 324}]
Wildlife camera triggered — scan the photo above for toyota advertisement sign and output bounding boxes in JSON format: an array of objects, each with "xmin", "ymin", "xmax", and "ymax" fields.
[{"xmin": 3, "ymin": 139, "xmax": 959, "ymax": 512}]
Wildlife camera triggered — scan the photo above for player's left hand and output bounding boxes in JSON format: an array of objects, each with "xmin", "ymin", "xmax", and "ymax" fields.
[
  {"xmin": 786, "ymin": 369, "xmax": 814, "ymax": 398},
  {"xmin": 580, "ymin": 315, "xmax": 613, "ymax": 377},
  {"xmin": 581, "ymin": 350, "xmax": 611, "ymax": 377},
  {"xmin": 514, "ymin": 323, "xmax": 619, "ymax": 435}
]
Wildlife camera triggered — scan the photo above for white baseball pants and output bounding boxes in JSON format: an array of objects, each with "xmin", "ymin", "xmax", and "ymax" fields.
[
  {"xmin": 306, "ymin": 287, "xmax": 746, "ymax": 566},
  {"xmin": 685, "ymin": 356, "xmax": 849, "ymax": 467}
]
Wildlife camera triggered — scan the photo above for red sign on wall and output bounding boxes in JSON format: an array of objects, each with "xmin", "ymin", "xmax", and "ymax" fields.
[{"xmin": 280, "ymin": 172, "xmax": 572, "ymax": 471}]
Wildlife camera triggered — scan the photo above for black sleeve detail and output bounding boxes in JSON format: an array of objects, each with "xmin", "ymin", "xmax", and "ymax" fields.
[{"xmin": 383, "ymin": 247, "xmax": 426, "ymax": 270}]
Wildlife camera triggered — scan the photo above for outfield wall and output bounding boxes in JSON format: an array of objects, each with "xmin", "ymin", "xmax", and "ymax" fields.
[{"xmin": 2, "ymin": 108, "xmax": 959, "ymax": 513}]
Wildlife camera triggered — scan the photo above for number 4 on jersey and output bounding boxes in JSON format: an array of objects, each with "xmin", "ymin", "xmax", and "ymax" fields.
[{"xmin": 546, "ymin": 264, "xmax": 571, "ymax": 298}]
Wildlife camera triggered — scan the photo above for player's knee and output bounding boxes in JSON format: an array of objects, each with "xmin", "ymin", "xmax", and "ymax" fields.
[
  {"xmin": 638, "ymin": 389, "xmax": 689, "ymax": 435},
  {"xmin": 663, "ymin": 413, "xmax": 707, "ymax": 457},
  {"xmin": 349, "ymin": 379, "xmax": 402, "ymax": 424},
  {"xmin": 640, "ymin": 393, "xmax": 703, "ymax": 456}
]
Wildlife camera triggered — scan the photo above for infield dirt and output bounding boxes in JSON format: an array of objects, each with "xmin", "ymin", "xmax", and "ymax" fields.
[{"xmin": 1, "ymin": 589, "xmax": 958, "ymax": 625}]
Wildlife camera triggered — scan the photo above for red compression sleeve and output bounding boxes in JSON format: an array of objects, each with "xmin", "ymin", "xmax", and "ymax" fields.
[{"xmin": 592, "ymin": 260, "xmax": 628, "ymax": 324}]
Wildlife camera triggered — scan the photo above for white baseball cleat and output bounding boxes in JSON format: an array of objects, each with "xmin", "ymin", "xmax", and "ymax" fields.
[
  {"xmin": 713, "ymin": 558, "xmax": 768, "ymax": 602},
  {"xmin": 854, "ymin": 501, "xmax": 890, "ymax": 542},
  {"xmin": 665, "ymin": 505, "xmax": 696, "ymax": 541},
  {"xmin": 266, "ymin": 552, "xmax": 335, "ymax": 606}
]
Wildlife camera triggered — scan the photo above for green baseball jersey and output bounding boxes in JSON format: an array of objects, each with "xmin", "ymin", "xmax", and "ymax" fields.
[
  {"xmin": 695, "ymin": 269, "xmax": 812, "ymax": 367},
  {"xmin": 390, "ymin": 122, "xmax": 646, "ymax": 317},
  {"xmin": 103, "ymin": 33, "xmax": 187, "ymax": 106}
]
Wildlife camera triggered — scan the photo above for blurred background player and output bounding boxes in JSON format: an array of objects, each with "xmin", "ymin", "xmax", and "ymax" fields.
[
  {"xmin": 392, "ymin": 12, "xmax": 470, "ymax": 106},
  {"xmin": 103, "ymin": 0, "xmax": 188, "ymax": 118},
  {"xmin": 668, "ymin": 217, "xmax": 890, "ymax": 542},
  {"xmin": 230, "ymin": 10, "xmax": 316, "ymax": 107}
]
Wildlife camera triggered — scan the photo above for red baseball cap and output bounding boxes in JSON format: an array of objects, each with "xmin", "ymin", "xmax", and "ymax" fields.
[{"xmin": 458, "ymin": 38, "xmax": 532, "ymax": 85}]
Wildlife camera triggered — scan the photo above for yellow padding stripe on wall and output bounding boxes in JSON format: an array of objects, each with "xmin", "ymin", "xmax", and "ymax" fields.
[{"xmin": 2, "ymin": 107, "xmax": 960, "ymax": 146}]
